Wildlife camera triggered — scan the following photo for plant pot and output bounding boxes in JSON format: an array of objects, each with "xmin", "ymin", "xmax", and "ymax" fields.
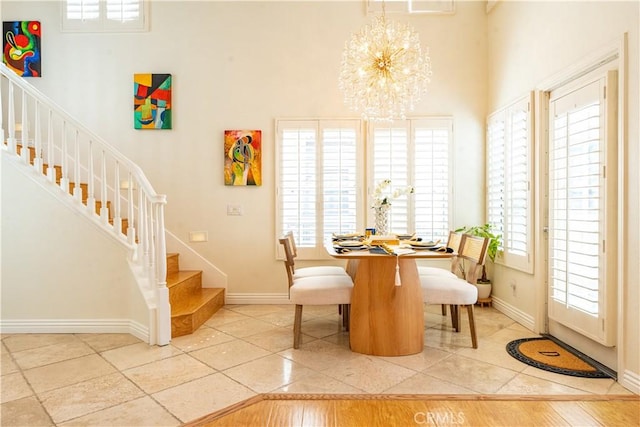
[{"xmin": 475, "ymin": 281, "xmax": 492, "ymax": 299}]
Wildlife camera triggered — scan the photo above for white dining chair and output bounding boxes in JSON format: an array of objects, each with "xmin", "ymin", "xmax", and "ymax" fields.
[
  {"xmin": 420, "ymin": 234, "xmax": 489, "ymax": 349},
  {"xmin": 279, "ymin": 236, "xmax": 353, "ymax": 348},
  {"xmin": 417, "ymin": 230, "xmax": 463, "ymax": 278},
  {"xmin": 283, "ymin": 231, "xmax": 349, "ymax": 279},
  {"xmin": 418, "ymin": 230, "xmax": 464, "ymax": 315}
]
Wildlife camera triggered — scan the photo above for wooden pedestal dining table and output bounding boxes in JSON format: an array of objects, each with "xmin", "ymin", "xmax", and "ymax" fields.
[{"xmin": 326, "ymin": 243, "xmax": 454, "ymax": 357}]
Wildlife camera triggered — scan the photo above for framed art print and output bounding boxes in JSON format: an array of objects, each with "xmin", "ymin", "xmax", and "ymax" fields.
[
  {"xmin": 134, "ymin": 73, "xmax": 172, "ymax": 129},
  {"xmin": 224, "ymin": 130, "xmax": 262, "ymax": 186},
  {"xmin": 3, "ymin": 21, "xmax": 41, "ymax": 77}
]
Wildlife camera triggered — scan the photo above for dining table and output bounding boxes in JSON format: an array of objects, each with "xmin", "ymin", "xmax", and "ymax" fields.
[{"xmin": 326, "ymin": 240, "xmax": 454, "ymax": 357}]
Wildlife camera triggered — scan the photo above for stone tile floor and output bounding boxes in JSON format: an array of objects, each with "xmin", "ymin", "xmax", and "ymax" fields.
[{"xmin": 1, "ymin": 304, "xmax": 633, "ymax": 426}]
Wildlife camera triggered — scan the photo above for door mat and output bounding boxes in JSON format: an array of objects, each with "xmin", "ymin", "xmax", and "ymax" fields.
[{"xmin": 506, "ymin": 337, "xmax": 612, "ymax": 378}]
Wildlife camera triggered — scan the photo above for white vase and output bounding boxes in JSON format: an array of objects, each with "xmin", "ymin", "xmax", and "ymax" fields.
[
  {"xmin": 475, "ymin": 282, "xmax": 492, "ymax": 299},
  {"xmin": 374, "ymin": 205, "xmax": 390, "ymax": 235}
]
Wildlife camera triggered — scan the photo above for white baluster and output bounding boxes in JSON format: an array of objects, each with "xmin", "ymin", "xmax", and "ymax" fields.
[
  {"xmin": 46, "ymin": 110, "xmax": 55, "ymax": 182},
  {"xmin": 127, "ymin": 172, "xmax": 136, "ymax": 245},
  {"xmin": 100, "ymin": 150, "xmax": 109, "ymax": 222},
  {"xmin": 86, "ymin": 140, "xmax": 96, "ymax": 215},
  {"xmin": 60, "ymin": 121, "xmax": 70, "ymax": 194},
  {"xmin": 113, "ymin": 162, "xmax": 122, "ymax": 235},
  {"xmin": 20, "ymin": 90, "xmax": 29, "ymax": 164},
  {"xmin": 33, "ymin": 101, "xmax": 43, "ymax": 172},
  {"xmin": 7, "ymin": 82, "xmax": 16, "ymax": 153},
  {"xmin": 73, "ymin": 130, "xmax": 82, "ymax": 202}
]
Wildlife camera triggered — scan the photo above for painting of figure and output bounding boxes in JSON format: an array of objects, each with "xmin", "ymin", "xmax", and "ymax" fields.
[
  {"xmin": 134, "ymin": 73, "xmax": 172, "ymax": 129},
  {"xmin": 224, "ymin": 130, "xmax": 262, "ymax": 186},
  {"xmin": 3, "ymin": 21, "xmax": 41, "ymax": 77}
]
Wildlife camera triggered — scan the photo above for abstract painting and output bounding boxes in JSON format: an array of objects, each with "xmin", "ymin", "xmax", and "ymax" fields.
[
  {"xmin": 133, "ymin": 73, "xmax": 172, "ymax": 129},
  {"xmin": 224, "ymin": 130, "xmax": 262, "ymax": 186},
  {"xmin": 3, "ymin": 21, "xmax": 41, "ymax": 77}
]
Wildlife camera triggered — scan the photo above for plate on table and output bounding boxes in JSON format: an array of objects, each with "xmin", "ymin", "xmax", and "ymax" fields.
[
  {"xmin": 410, "ymin": 241, "xmax": 439, "ymax": 249},
  {"xmin": 333, "ymin": 233, "xmax": 363, "ymax": 241}
]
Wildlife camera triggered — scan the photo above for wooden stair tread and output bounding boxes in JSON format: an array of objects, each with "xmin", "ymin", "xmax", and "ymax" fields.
[
  {"xmin": 167, "ymin": 270, "xmax": 202, "ymax": 287},
  {"xmin": 171, "ymin": 288, "xmax": 224, "ymax": 315}
]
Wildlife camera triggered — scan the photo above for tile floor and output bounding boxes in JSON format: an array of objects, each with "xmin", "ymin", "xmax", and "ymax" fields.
[{"xmin": 1, "ymin": 304, "xmax": 634, "ymax": 426}]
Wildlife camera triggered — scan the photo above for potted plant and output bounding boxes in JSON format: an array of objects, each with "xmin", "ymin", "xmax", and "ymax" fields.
[{"xmin": 454, "ymin": 223, "xmax": 501, "ymax": 299}]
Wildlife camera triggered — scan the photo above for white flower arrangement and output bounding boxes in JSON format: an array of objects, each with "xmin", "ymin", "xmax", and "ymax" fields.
[{"xmin": 371, "ymin": 179, "xmax": 415, "ymax": 208}]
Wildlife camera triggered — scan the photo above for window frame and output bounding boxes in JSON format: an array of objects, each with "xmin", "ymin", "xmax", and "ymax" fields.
[
  {"xmin": 487, "ymin": 93, "xmax": 534, "ymax": 273},
  {"xmin": 61, "ymin": 0, "xmax": 149, "ymax": 33}
]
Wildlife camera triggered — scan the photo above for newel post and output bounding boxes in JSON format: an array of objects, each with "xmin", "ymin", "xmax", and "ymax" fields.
[{"xmin": 154, "ymin": 196, "xmax": 171, "ymax": 346}]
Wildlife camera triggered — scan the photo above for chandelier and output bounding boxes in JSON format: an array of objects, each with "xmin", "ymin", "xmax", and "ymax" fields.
[{"xmin": 339, "ymin": 2, "xmax": 432, "ymax": 121}]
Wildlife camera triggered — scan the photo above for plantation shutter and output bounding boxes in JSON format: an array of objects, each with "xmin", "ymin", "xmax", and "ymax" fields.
[
  {"xmin": 369, "ymin": 118, "xmax": 451, "ymax": 240},
  {"xmin": 487, "ymin": 94, "xmax": 533, "ymax": 272},
  {"xmin": 277, "ymin": 120, "xmax": 362, "ymax": 258},
  {"xmin": 63, "ymin": 0, "xmax": 147, "ymax": 32},
  {"xmin": 548, "ymin": 71, "xmax": 617, "ymax": 346}
]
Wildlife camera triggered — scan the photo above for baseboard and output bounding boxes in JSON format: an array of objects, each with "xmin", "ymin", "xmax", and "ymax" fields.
[
  {"xmin": 491, "ymin": 296, "xmax": 536, "ymax": 332},
  {"xmin": 0, "ymin": 318, "xmax": 149, "ymax": 342},
  {"xmin": 619, "ymin": 369, "xmax": 640, "ymax": 395},
  {"xmin": 224, "ymin": 293, "xmax": 290, "ymax": 305}
]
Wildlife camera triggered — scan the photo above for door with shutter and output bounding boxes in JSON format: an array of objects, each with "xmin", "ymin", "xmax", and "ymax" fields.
[{"xmin": 547, "ymin": 69, "xmax": 618, "ymax": 367}]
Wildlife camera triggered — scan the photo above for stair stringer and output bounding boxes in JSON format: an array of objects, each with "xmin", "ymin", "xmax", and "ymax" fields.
[
  {"xmin": 165, "ymin": 230, "xmax": 228, "ymax": 294},
  {"xmin": 1, "ymin": 148, "xmax": 164, "ymax": 344}
]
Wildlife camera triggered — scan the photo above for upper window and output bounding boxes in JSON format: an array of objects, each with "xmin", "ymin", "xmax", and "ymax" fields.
[
  {"xmin": 276, "ymin": 117, "xmax": 452, "ymax": 259},
  {"xmin": 487, "ymin": 93, "xmax": 534, "ymax": 273},
  {"xmin": 366, "ymin": 0, "xmax": 455, "ymax": 14},
  {"xmin": 62, "ymin": 0, "xmax": 148, "ymax": 32}
]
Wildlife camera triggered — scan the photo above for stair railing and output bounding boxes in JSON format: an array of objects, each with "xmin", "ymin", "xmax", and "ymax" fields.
[{"xmin": 0, "ymin": 63, "xmax": 171, "ymax": 345}]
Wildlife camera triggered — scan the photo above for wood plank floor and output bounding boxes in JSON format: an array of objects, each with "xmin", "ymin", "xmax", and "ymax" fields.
[{"xmin": 183, "ymin": 394, "xmax": 640, "ymax": 427}]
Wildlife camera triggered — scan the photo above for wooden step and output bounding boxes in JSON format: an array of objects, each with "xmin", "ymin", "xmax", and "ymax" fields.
[
  {"xmin": 171, "ymin": 288, "xmax": 225, "ymax": 338},
  {"xmin": 168, "ymin": 270, "xmax": 203, "ymax": 307},
  {"xmin": 167, "ymin": 253, "xmax": 180, "ymax": 276}
]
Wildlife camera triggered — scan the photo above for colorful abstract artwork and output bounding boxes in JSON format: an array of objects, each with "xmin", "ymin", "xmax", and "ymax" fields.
[
  {"xmin": 224, "ymin": 130, "xmax": 262, "ymax": 186},
  {"xmin": 3, "ymin": 21, "xmax": 41, "ymax": 77},
  {"xmin": 133, "ymin": 73, "xmax": 172, "ymax": 129}
]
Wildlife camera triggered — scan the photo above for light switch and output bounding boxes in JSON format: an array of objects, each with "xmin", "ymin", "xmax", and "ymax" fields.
[{"xmin": 227, "ymin": 204, "xmax": 243, "ymax": 216}]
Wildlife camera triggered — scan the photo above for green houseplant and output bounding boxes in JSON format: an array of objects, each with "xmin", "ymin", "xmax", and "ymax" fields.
[{"xmin": 454, "ymin": 223, "xmax": 501, "ymax": 284}]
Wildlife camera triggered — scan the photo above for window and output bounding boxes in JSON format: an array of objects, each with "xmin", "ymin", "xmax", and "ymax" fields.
[
  {"xmin": 62, "ymin": 0, "xmax": 148, "ymax": 32},
  {"xmin": 276, "ymin": 117, "xmax": 452, "ymax": 259},
  {"xmin": 366, "ymin": 0, "xmax": 455, "ymax": 14},
  {"xmin": 276, "ymin": 120, "xmax": 363, "ymax": 259},
  {"xmin": 486, "ymin": 94, "xmax": 533, "ymax": 273},
  {"xmin": 369, "ymin": 118, "xmax": 453, "ymax": 242}
]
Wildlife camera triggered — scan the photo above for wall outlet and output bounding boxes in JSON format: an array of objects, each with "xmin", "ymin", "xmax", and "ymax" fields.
[{"xmin": 227, "ymin": 204, "xmax": 243, "ymax": 216}]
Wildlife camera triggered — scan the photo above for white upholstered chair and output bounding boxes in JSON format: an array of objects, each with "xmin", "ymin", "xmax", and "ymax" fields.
[
  {"xmin": 284, "ymin": 231, "xmax": 349, "ymax": 278},
  {"xmin": 418, "ymin": 230, "xmax": 464, "ymax": 315},
  {"xmin": 279, "ymin": 236, "xmax": 353, "ymax": 348},
  {"xmin": 420, "ymin": 234, "xmax": 489, "ymax": 349},
  {"xmin": 417, "ymin": 230, "xmax": 463, "ymax": 278}
]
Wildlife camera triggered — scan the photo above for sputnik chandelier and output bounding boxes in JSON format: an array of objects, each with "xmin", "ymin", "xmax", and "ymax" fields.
[{"xmin": 338, "ymin": 1, "xmax": 432, "ymax": 121}]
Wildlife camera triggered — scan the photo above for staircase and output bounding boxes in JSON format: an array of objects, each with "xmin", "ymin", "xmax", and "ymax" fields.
[
  {"xmin": 2, "ymin": 62, "xmax": 225, "ymax": 342},
  {"xmin": 167, "ymin": 253, "xmax": 225, "ymax": 337}
]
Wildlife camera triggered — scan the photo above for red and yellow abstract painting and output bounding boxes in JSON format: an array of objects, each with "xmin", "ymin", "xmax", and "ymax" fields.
[
  {"xmin": 224, "ymin": 130, "xmax": 262, "ymax": 186},
  {"xmin": 3, "ymin": 21, "xmax": 41, "ymax": 77},
  {"xmin": 134, "ymin": 73, "xmax": 172, "ymax": 129}
]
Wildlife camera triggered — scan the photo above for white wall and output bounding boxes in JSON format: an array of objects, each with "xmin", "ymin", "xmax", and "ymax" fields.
[
  {"xmin": 1, "ymin": 1, "xmax": 488, "ymax": 299},
  {"xmin": 1, "ymin": 154, "xmax": 149, "ymax": 336},
  {"xmin": 487, "ymin": 1, "xmax": 639, "ymax": 390}
]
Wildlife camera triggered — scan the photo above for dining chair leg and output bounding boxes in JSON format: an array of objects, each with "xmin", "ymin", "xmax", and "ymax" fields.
[
  {"xmin": 293, "ymin": 304, "xmax": 303, "ymax": 349},
  {"xmin": 441, "ymin": 304, "xmax": 447, "ymax": 316},
  {"xmin": 449, "ymin": 305, "xmax": 459, "ymax": 331},
  {"xmin": 466, "ymin": 304, "xmax": 478, "ymax": 349},
  {"xmin": 345, "ymin": 304, "xmax": 350, "ymax": 331}
]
